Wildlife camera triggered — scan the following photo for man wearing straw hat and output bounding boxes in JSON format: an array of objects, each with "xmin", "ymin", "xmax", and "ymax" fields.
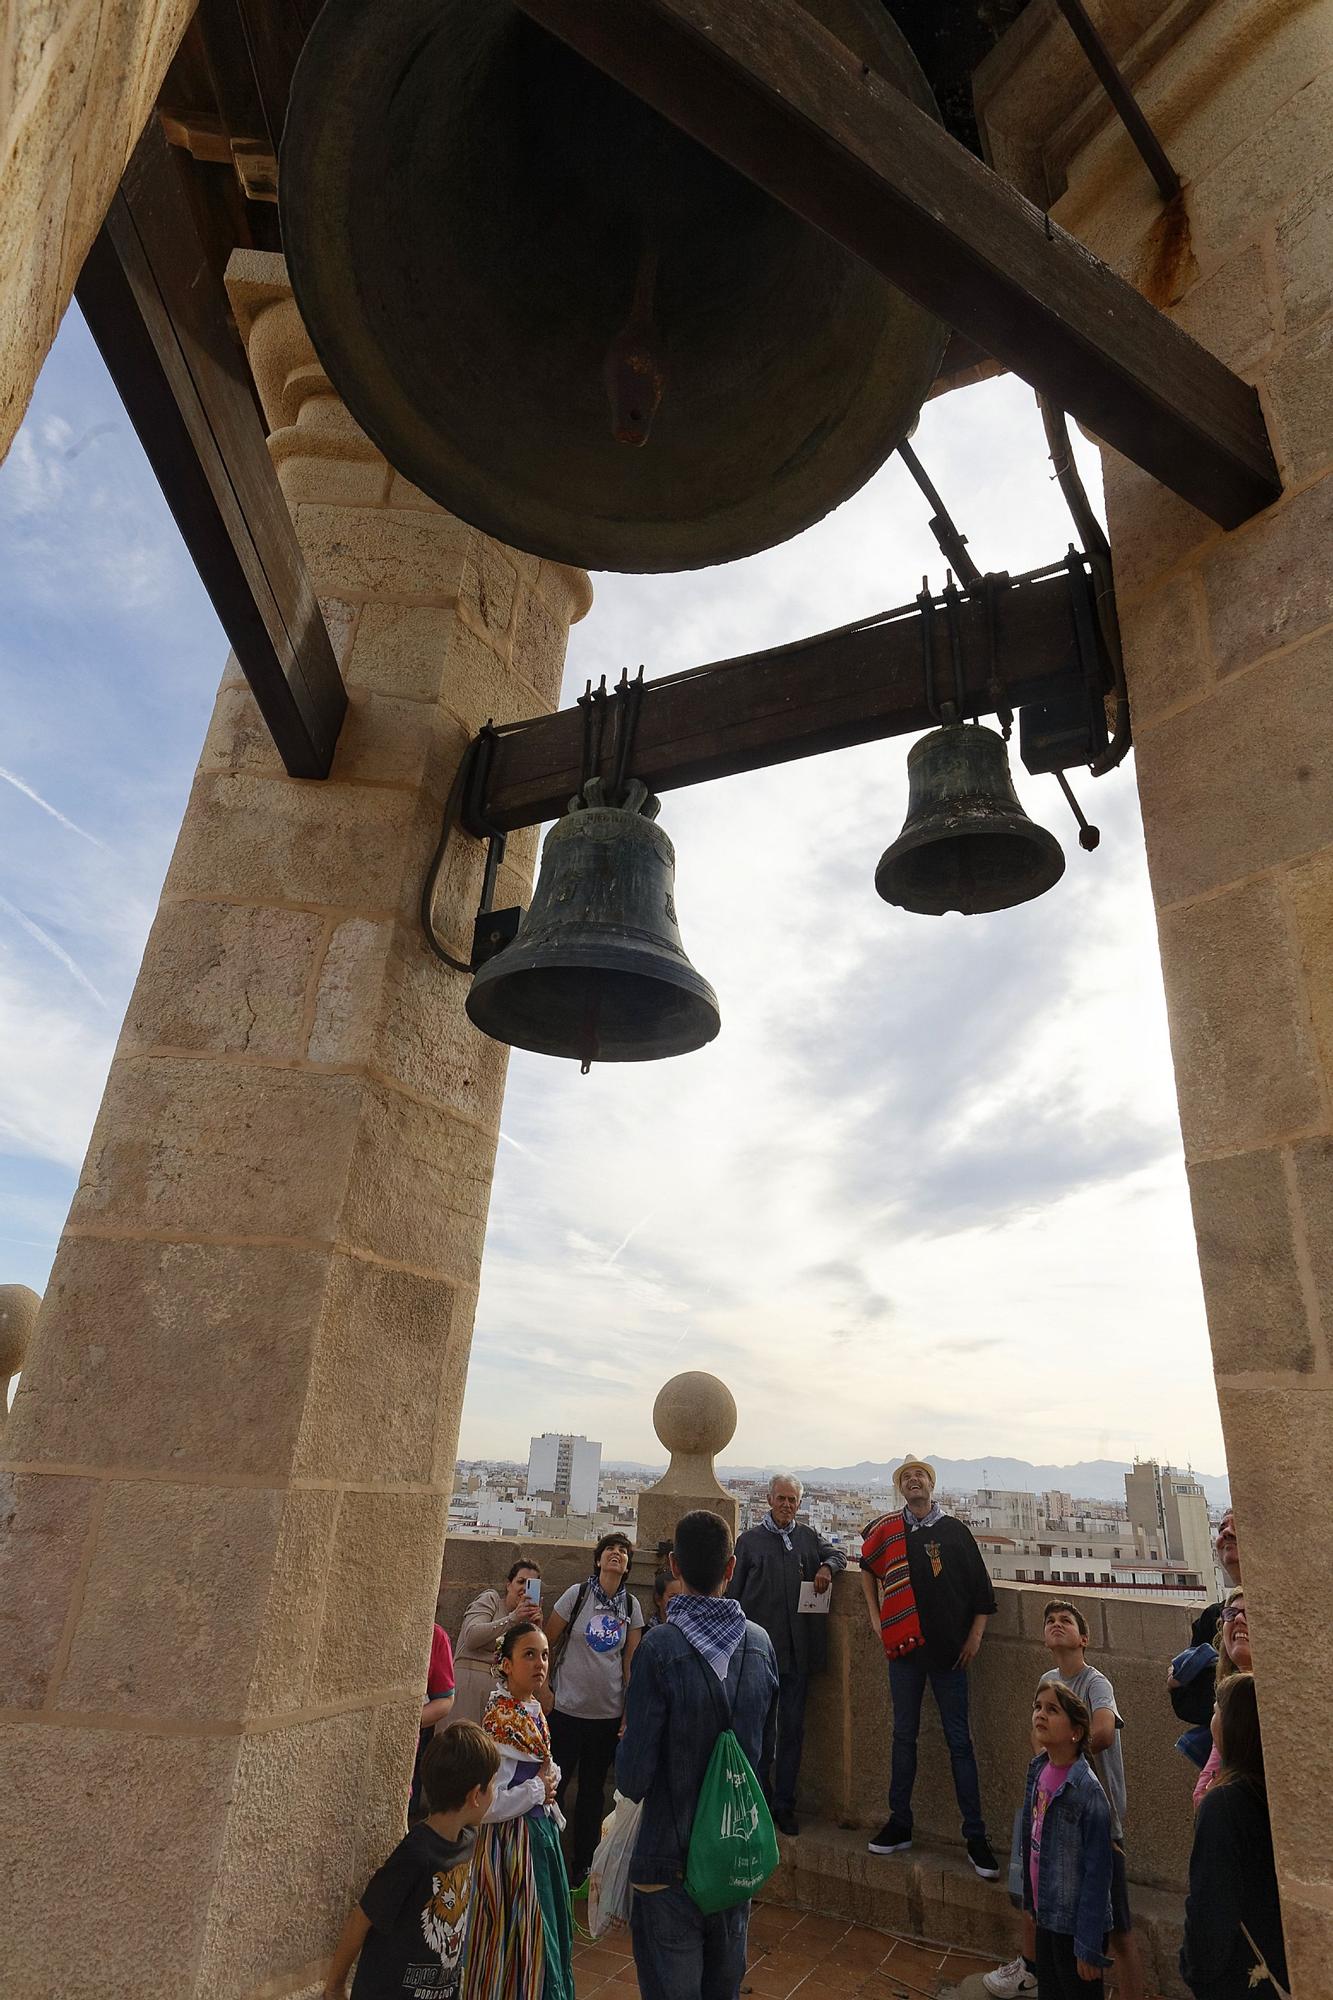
[{"xmin": 859, "ymin": 1454, "xmax": 1000, "ymax": 1880}]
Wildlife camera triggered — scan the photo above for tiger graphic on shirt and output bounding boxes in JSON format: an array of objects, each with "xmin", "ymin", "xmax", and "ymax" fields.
[{"xmin": 418, "ymin": 1857, "xmax": 472, "ymax": 1993}]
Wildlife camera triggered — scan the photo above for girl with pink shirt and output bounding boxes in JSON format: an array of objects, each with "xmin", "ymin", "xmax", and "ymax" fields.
[{"xmin": 1020, "ymin": 1682, "xmax": 1114, "ymax": 1998}]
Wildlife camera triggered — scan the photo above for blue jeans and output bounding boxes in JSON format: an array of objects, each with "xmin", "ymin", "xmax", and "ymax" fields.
[
  {"xmin": 760, "ymin": 1667, "xmax": 808, "ymax": 1814},
  {"xmin": 888, "ymin": 1655, "xmax": 986, "ymax": 1841},
  {"xmin": 630, "ymin": 1884, "xmax": 750, "ymax": 2000}
]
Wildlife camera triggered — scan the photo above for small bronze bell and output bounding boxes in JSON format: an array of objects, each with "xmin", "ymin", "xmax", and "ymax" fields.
[
  {"xmin": 875, "ymin": 724, "xmax": 1066, "ymax": 916},
  {"xmin": 466, "ymin": 781, "xmax": 720, "ymax": 1068}
]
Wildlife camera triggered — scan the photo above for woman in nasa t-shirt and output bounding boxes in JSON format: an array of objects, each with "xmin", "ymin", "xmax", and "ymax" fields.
[{"xmin": 543, "ymin": 1532, "xmax": 644, "ymax": 1887}]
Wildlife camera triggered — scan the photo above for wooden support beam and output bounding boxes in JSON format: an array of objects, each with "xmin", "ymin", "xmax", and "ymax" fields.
[
  {"xmin": 76, "ymin": 117, "xmax": 345, "ymax": 779},
  {"xmin": 469, "ymin": 563, "xmax": 1101, "ymax": 834},
  {"xmin": 516, "ymin": 0, "xmax": 1281, "ymax": 530}
]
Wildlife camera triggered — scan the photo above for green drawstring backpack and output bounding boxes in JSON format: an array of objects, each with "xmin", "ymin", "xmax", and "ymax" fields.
[{"xmin": 682, "ymin": 1640, "xmax": 780, "ymax": 1914}]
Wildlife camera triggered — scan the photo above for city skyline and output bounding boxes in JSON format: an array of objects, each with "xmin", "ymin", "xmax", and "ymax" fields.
[{"xmin": 456, "ymin": 1446, "xmax": 1233, "ymax": 1498}]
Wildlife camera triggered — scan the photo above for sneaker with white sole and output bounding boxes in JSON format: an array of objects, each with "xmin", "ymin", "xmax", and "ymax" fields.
[
  {"xmin": 867, "ymin": 1817, "xmax": 913, "ymax": 1854},
  {"xmin": 982, "ymin": 1955, "xmax": 1039, "ymax": 1997},
  {"xmin": 968, "ymin": 1834, "xmax": 1001, "ymax": 1879}
]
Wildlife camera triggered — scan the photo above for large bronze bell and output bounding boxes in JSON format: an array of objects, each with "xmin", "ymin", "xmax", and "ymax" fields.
[
  {"xmin": 875, "ymin": 725, "xmax": 1066, "ymax": 916},
  {"xmin": 279, "ymin": 0, "xmax": 948, "ymax": 573},
  {"xmin": 466, "ymin": 781, "xmax": 720, "ymax": 1067}
]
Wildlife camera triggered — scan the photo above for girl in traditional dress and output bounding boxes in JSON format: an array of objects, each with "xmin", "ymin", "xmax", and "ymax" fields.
[{"xmin": 465, "ymin": 1621, "xmax": 574, "ymax": 2000}]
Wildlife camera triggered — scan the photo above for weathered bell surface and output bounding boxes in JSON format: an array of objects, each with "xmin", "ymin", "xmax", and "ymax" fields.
[
  {"xmin": 466, "ymin": 782, "xmax": 720, "ymax": 1065},
  {"xmin": 279, "ymin": 0, "xmax": 948, "ymax": 573},
  {"xmin": 875, "ymin": 725, "xmax": 1066, "ymax": 916}
]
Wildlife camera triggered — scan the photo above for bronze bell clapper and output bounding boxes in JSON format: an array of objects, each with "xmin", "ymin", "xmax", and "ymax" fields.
[{"xmin": 278, "ymin": 0, "xmax": 948, "ymax": 573}]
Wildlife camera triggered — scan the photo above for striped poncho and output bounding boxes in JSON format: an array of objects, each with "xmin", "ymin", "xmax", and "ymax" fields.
[{"xmin": 861, "ymin": 1511, "xmax": 926, "ymax": 1660}]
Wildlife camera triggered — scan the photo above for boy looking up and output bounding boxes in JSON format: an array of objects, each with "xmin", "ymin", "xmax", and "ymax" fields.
[
  {"xmin": 985, "ymin": 1600, "xmax": 1144, "ymax": 2000},
  {"xmin": 324, "ymin": 1721, "xmax": 500, "ymax": 2000}
]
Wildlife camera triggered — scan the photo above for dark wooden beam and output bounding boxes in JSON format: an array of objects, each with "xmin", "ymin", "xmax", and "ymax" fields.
[
  {"xmin": 76, "ymin": 116, "xmax": 345, "ymax": 778},
  {"xmin": 516, "ymin": 0, "xmax": 1281, "ymax": 530},
  {"xmin": 469, "ymin": 563, "xmax": 1101, "ymax": 834}
]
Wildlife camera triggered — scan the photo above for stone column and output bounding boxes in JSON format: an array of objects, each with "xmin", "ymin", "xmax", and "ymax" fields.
[
  {"xmin": 635, "ymin": 1370, "xmax": 740, "ymax": 1558},
  {"xmin": 978, "ymin": 4, "xmax": 1333, "ymax": 1987},
  {"xmin": 0, "ymin": 249, "xmax": 589, "ymax": 1999},
  {"xmin": 1, "ymin": 1, "xmax": 195, "ymax": 458}
]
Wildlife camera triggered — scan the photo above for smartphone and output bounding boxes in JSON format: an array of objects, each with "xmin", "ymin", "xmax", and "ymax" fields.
[{"xmin": 524, "ymin": 1576, "xmax": 542, "ymax": 1605}]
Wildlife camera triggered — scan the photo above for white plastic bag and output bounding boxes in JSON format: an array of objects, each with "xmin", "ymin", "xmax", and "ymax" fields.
[{"xmin": 586, "ymin": 1791, "xmax": 643, "ymax": 1939}]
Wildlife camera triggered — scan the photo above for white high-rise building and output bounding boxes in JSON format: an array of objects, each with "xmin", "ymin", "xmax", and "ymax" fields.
[
  {"xmin": 1125, "ymin": 1459, "xmax": 1214, "ymax": 1578},
  {"xmin": 527, "ymin": 1432, "xmax": 602, "ymax": 1516}
]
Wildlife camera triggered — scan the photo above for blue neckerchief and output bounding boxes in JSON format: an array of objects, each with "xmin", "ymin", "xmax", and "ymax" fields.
[
  {"xmin": 666, "ymin": 1592, "xmax": 747, "ymax": 1679},
  {"xmin": 761, "ymin": 1511, "xmax": 794, "ymax": 1552},
  {"xmin": 904, "ymin": 1501, "xmax": 944, "ymax": 1532},
  {"xmin": 589, "ymin": 1574, "xmax": 629, "ymax": 1621}
]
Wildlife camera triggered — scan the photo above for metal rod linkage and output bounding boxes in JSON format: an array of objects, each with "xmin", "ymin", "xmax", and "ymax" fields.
[
  {"xmin": 897, "ymin": 439, "xmax": 982, "ymax": 586},
  {"xmin": 1053, "ymin": 0, "xmax": 1181, "ymax": 204}
]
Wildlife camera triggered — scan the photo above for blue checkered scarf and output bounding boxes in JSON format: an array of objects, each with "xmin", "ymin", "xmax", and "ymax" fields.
[
  {"xmin": 904, "ymin": 1501, "xmax": 944, "ymax": 1532},
  {"xmin": 666, "ymin": 1592, "xmax": 747, "ymax": 1679}
]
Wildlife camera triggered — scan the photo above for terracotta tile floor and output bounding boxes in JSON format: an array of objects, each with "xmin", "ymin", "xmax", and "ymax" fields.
[{"xmin": 572, "ymin": 1902, "xmax": 996, "ymax": 1998}]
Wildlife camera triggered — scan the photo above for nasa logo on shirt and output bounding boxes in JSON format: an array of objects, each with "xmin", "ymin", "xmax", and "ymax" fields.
[{"xmin": 585, "ymin": 1611, "xmax": 626, "ymax": 1655}]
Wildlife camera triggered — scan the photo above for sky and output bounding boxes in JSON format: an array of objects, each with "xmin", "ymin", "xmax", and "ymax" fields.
[{"xmin": 0, "ymin": 305, "xmax": 1226, "ymax": 1476}]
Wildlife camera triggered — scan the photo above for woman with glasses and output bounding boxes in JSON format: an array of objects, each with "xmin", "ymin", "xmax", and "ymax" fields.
[{"xmin": 1192, "ymin": 1589, "xmax": 1251, "ymax": 1806}]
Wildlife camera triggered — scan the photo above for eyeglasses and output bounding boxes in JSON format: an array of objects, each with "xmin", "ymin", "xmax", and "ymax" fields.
[{"xmin": 1221, "ymin": 1605, "xmax": 1246, "ymax": 1622}]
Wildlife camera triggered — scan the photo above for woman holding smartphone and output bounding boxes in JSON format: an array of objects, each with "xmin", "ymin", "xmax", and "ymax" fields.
[{"xmin": 453, "ymin": 1557, "xmax": 545, "ymax": 1724}]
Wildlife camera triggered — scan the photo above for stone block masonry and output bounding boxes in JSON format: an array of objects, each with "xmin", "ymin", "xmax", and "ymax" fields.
[
  {"xmin": 0, "ymin": 251, "xmax": 589, "ymax": 1998},
  {"xmin": 0, "ymin": 1, "xmax": 195, "ymax": 459}
]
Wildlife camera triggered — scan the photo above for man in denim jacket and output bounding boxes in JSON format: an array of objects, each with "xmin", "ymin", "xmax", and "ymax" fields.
[
  {"xmin": 1020, "ymin": 1749, "xmax": 1114, "ymax": 1989},
  {"xmin": 617, "ymin": 1509, "xmax": 779, "ymax": 2000}
]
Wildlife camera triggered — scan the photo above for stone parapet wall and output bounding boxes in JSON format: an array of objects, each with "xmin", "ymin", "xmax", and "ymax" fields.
[{"xmin": 802, "ymin": 1576, "xmax": 1197, "ymax": 1895}]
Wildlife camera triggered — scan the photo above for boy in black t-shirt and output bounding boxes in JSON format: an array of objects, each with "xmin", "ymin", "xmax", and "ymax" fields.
[{"xmin": 324, "ymin": 1722, "xmax": 501, "ymax": 2000}]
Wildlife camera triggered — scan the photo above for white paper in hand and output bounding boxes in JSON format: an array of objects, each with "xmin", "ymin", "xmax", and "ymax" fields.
[{"xmin": 797, "ymin": 1582, "xmax": 831, "ymax": 1615}]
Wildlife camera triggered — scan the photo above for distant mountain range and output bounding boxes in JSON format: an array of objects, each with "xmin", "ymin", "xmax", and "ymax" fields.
[{"xmin": 602, "ymin": 1453, "xmax": 1231, "ymax": 1507}]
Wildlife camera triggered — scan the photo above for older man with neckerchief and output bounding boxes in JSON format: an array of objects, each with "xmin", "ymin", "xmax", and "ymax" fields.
[
  {"xmin": 859, "ymin": 1453, "xmax": 999, "ymax": 1879},
  {"xmin": 729, "ymin": 1473, "xmax": 846, "ymax": 1836}
]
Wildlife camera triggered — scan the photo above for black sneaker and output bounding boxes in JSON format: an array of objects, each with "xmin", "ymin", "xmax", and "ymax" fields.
[
  {"xmin": 868, "ymin": 1817, "xmax": 913, "ymax": 1855},
  {"xmin": 774, "ymin": 1807, "xmax": 800, "ymax": 1836},
  {"xmin": 968, "ymin": 1835, "xmax": 1001, "ymax": 1879}
]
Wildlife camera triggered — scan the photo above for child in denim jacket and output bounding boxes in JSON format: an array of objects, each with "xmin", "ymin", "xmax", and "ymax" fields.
[{"xmin": 1021, "ymin": 1681, "xmax": 1114, "ymax": 1998}]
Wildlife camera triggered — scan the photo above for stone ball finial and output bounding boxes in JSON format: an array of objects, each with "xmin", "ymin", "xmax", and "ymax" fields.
[
  {"xmin": 0, "ymin": 1284, "xmax": 40, "ymax": 1378},
  {"xmin": 637, "ymin": 1371, "xmax": 740, "ymax": 1551},
  {"xmin": 653, "ymin": 1372, "xmax": 737, "ymax": 1460}
]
